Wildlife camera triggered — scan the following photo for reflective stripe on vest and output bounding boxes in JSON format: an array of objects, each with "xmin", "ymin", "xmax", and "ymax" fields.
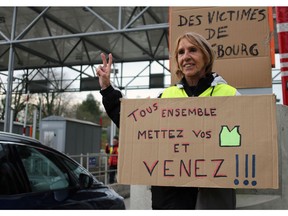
[{"xmin": 161, "ymin": 84, "xmax": 237, "ymax": 98}]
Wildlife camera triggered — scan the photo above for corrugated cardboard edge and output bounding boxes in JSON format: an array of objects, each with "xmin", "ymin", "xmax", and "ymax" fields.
[{"xmin": 271, "ymin": 94, "xmax": 279, "ymax": 189}]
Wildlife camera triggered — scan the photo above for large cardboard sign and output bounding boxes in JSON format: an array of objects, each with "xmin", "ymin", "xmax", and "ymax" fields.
[
  {"xmin": 118, "ymin": 95, "xmax": 278, "ymax": 189},
  {"xmin": 169, "ymin": 7, "xmax": 273, "ymax": 88}
]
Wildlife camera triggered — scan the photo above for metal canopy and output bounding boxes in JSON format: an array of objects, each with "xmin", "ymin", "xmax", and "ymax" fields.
[
  {"xmin": 0, "ymin": 7, "xmax": 169, "ymax": 70},
  {"xmin": 0, "ymin": 7, "xmax": 281, "ymax": 91},
  {"xmin": 0, "ymin": 6, "xmax": 170, "ymax": 132}
]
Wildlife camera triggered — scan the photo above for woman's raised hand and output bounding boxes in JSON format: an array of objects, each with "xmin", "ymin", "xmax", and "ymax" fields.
[{"xmin": 96, "ymin": 53, "xmax": 113, "ymax": 90}]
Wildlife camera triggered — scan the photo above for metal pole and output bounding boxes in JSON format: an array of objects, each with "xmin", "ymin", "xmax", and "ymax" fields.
[
  {"xmin": 9, "ymin": 109, "xmax": 13, "ymax": 133},
  {"xmin": 39, "ymin": 98, "xmax": 42, "ymax": 125},
  {"xmin": 104, "ymin": 154, "xmax": 108, "ymax": 185},
  {"xmin": 4, "ymin": 7, "xmax": 17, "ymax": 132},
  {"xmin": 276, "ymin": 7, "xmax": 288, "ymax": 105},
  {"xmin": 86, "ymin": 153, "xmax": 90, "ymax": 171},
  {"xmin": 32, "ymin": 109, "xmax": 37, "ymax": 138},
  {"xmin": 23, "ymin": 90, "xmax": 30, "ymax": 136}
]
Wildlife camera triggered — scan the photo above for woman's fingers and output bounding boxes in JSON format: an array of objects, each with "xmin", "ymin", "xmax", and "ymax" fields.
[
  {"xmin": 96, "ymin": 53, "xmax": 112, "ymax": 90},
  {"xmin": 100, "ymin": 52, "xmax": 112, "ymax": 67},
  {"xmin": 101, "ymin": 53, "xmax": 107, "ymax": 67},
  {"xmin": 107, "ymin": 53, "xmax": 113, "ymax": 68},
  {"xmin": 96, "ymin": 53, "xmax": 113, "ymax": 77}
]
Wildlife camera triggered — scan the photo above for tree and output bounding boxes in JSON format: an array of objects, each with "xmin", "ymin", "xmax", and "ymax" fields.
[
  {"xmin": 0, "ymin": 79, "xmax": 31, "ymax": 122},
  {"xmin": 26, "ymin": 68, "xmax": 75, "ymax": 120},
  {"xmin": 12, "ymin": 90, "xmax": 27, "ymax": 121},
  {"xmin": 39, "ymin": 92, "xmax": 63, "ymax": 117},
  {"xmin": 76, "ymin": 93, "xmax": 102, "ymax": 124},
  {"xmin": 0, "ymin": 97, "xmax": 5, "ymax": 120}
]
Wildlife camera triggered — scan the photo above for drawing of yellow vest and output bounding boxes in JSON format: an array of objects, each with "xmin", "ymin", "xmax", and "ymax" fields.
[{"xmin": 219, "ymin": 126, "xmax": 241, "ymax": 147}]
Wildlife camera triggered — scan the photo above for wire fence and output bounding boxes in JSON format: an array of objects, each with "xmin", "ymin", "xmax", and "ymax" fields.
[{"xmin": 67, "ymin": 152, "xmax": 117, "ymax": 185}]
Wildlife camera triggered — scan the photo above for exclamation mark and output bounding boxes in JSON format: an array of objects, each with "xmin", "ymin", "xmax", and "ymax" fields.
[
  {"xmin": 244, "ymin": 154, "xmax": 249, "ymax": 185},
  {"xmin": 234, "ymin": 154, "xmax": 239, "ymax": 185},
  {"xmin": 252, "ymin": 154, "xmax": 257, "ymax": 186}
]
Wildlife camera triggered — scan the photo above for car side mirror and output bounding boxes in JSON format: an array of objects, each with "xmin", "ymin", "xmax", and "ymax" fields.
[{"xmin": 79, "ymin": 173, "xmax": 93, "ymax": 189}]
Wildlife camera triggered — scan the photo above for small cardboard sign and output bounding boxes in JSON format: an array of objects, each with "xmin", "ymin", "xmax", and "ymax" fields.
[{"xmin": 118, "ymin": 95, "xmax": 278, "ymax": 189}]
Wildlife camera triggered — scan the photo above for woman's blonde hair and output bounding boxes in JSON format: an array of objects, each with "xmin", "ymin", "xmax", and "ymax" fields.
[{"xmin": 174, "ymin": 32, "xmax": 215, "ymax": 79}]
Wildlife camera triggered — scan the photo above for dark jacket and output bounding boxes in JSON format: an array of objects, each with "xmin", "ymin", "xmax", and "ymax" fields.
[{"xmin": 100, "ymin": 72, "xmax": 236, "ymax": 209}]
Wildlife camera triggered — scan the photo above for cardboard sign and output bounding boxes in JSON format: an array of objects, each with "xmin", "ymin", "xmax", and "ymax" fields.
[
  {"xmin": 118, "ymin": 95, "xmax": 278, "ymax": 189},
  {"xmin": 169, "ymin": 7, "xmax": 273, "ymax": 88}
]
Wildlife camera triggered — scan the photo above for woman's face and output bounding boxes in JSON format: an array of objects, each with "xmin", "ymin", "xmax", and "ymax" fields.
[{"xmin": 177, "ymin": 37, "xmax": 206, "ymax": 86}]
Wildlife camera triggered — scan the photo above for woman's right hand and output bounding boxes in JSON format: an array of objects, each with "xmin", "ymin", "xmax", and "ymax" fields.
[{"xmin": 96, "ymin": 53, "xmax": 113, "ymax": 90}]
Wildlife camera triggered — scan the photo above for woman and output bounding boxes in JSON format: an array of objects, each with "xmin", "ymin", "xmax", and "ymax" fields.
[{"xmin": 96, "ymin": 32, "xmax": 238, "ymax": 209}]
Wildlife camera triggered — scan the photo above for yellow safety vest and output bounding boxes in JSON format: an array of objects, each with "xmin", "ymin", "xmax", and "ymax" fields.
[{"xmin": 160, "ymin": 83, "xmax": 237, "ymax": 98}]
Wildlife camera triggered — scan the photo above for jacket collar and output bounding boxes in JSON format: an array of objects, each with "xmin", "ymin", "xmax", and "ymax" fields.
[
  {"xmin": 176, "ymin": 72, "xmax": 228, "ymax": 97},
  {"xmin": 176, "ymin": 72, "xmax": 228, "ymax": 89}
]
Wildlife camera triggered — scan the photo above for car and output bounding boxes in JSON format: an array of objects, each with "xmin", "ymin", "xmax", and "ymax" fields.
[{"xmin": 0, "ymin": 131, "xmax": 126, "ymax": 210}]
